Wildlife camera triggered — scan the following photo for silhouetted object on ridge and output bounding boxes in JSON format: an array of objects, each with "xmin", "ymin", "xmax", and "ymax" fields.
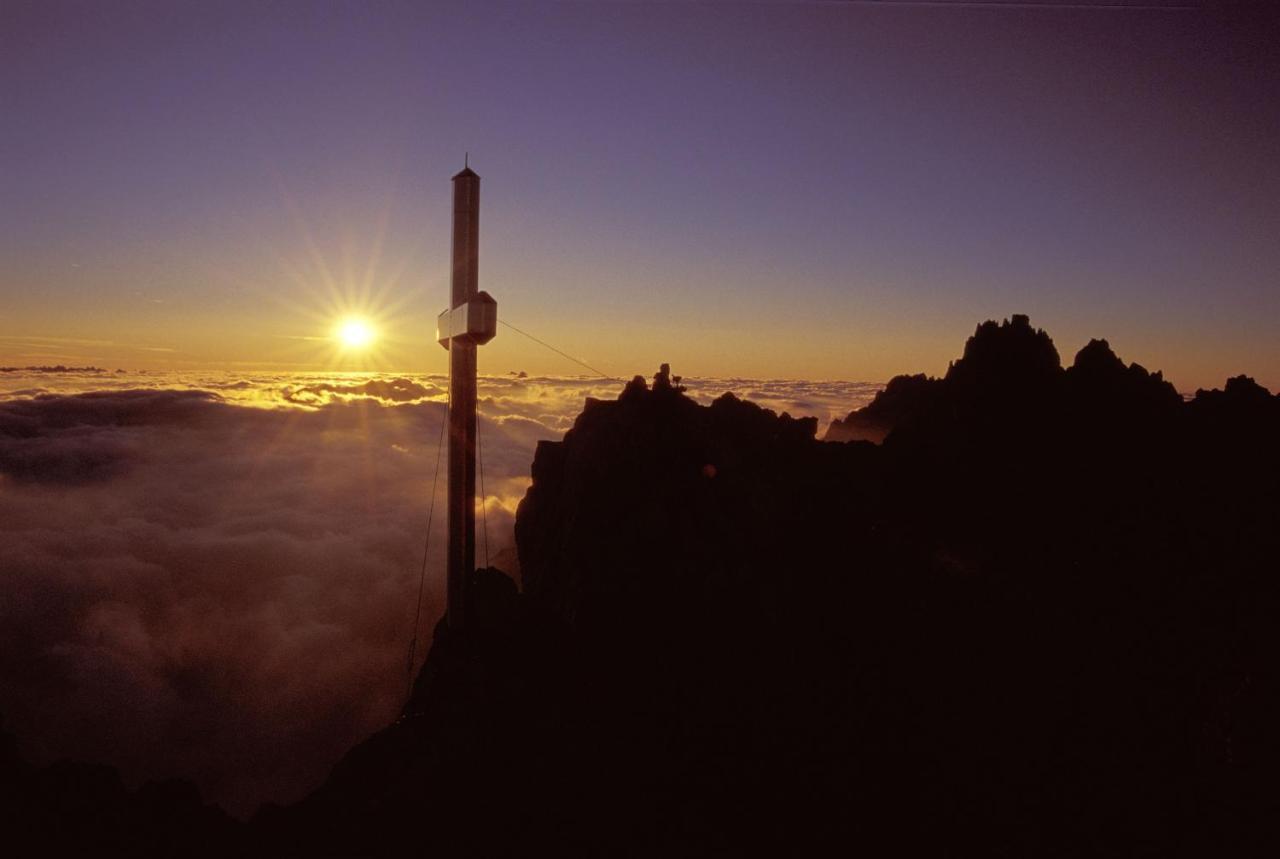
[{"xmin": 652, "ymin": 362, "xmax": 686, "ymax": 394}]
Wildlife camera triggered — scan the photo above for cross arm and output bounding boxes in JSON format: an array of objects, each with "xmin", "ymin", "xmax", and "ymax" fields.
[{"xmin": 437, "ymin": 291, "xmax": 498, "ymax": 350}]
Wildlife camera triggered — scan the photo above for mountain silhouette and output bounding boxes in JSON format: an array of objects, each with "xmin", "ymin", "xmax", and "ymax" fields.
[
  {"xmin": 6, "ymin": 316, "xmax": 1279, "ymax": 856},
  {"xmin": 1, "ymin": 714, "xmax": 239, "ymax": 857}
]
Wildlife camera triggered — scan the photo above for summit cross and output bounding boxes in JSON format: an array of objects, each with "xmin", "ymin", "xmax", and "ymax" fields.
[{"xmin": 436, "ymin": 164, "xmax": 497, "ymax": 630}]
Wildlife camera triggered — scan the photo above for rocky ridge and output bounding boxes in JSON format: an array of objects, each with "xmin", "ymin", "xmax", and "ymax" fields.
[{"xmin": 6, "ymin": 316, "xmax": 1279, "ymax": 857}]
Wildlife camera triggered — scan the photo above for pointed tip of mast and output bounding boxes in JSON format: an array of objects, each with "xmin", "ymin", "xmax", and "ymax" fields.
[{"xmin": 453, "ymin": 153, "xmax": 478, "ymax": 180}]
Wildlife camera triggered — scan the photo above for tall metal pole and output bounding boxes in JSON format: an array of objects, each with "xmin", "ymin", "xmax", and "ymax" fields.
[{"xmin": 446, "ymin": 166, "xmax": 480, "ymax": 629}]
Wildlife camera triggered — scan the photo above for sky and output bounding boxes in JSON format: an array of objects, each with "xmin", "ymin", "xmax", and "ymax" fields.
[{"xmin": 3, "ymin": 0, "xmax": 1278, "ymax": 388}]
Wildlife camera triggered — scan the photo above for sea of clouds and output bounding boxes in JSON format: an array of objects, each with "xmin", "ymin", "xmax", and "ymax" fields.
[{"xmin": 0, "ymin": 368, "xmax": 880, "ymax": 816}]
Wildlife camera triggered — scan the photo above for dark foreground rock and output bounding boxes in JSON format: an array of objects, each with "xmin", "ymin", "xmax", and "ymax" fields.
[
  {"xmin": 9, "ymin": 317, "xmax": 1280, "ymax": 856},
  {"xmin": 0, "ymin": 714, "xmax": 240, "ymax": 858},
  {"xmin": 258, "ymin": 317, "xmax": 1279, "ymax": 857}
]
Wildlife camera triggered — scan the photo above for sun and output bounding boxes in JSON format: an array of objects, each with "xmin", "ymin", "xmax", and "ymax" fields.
[{"xmin": 336, "ymin": 317, "xmax": 376, "ymax": 349}]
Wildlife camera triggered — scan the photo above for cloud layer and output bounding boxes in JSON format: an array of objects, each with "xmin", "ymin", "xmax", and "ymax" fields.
[{"xmin": 0, "ymin": 370, "xmax": 877, "ymax": 816}]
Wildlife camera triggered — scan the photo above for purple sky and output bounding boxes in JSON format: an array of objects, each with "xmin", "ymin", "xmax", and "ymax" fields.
[{"xmin": 3, "ymin": 0, "xmax": 1277, "ymax": 387}]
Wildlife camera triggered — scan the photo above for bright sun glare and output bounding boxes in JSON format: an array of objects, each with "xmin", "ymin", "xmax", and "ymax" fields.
[{"xmin": 337, "ymin": 317, "xmax": 376, "ymax": 348}]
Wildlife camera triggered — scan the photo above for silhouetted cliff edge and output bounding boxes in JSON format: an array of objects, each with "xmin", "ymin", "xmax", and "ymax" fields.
[
  {"xmin": 253, "ymin": 317, "xmax": 1278, "ymax": 857},
  {"xmin": 10, "ymin": 317, "xmax": 1280, "ymax": 856},
  {"xmin": 826, "ymin": 314, "xmax": 1183, "ymax": 442}
]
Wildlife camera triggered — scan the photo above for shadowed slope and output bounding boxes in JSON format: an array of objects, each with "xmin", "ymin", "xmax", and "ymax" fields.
[
  {"xmin": 7, "ymin": 317, "xmax": 1277, "ymax": 857},
  {"xmin": 0, "ymin": 715, "xmax": 240, "ymax": 857},
  {"xmin": 261, "ymin": 318, "xmax": 1280, "ymax": 856}
]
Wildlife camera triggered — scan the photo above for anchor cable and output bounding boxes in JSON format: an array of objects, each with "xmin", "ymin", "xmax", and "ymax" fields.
[
  {"xmin": 499, "ymin": 319, "xmax": 622, "ymax": 381},
  {"xmin": 405, "ymin": 385, "xmax": 448, "ymax": 700},
  {"xmin": 408, "ymin": 317, "xmax": 611, "ymax": 695}
]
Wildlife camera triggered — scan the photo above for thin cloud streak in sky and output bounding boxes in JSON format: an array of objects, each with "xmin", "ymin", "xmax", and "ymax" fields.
[{"xmin": 0, "ymin": 334, "xmax": 177, "ymax": 354}]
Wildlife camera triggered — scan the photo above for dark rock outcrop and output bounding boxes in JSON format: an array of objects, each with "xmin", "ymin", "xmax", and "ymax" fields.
[
  {"xmin": 1064, "ymin": 337, "xmax": 1183, "ymax": 427},
  {"xmin": 824, "ymin": 372, "xmax": 941, "ymax": 442},
  {"xmin": 12, "ymin": 318, "xmax": 1280, "ymax": 856},
  {"xmin": 265, "ymin": 320, "xmax": 1279, "ymax": 856},
  {"xmin": 0, "ymin": 715, "xmax": 239, "ymax": 858},
  {"xmin": 946, "ymin": 312, "xmax": 1062, "ymax": 393},
  {"xmin": 828, "ymin": 315, "xmax": 1185, "ymax": 444}
]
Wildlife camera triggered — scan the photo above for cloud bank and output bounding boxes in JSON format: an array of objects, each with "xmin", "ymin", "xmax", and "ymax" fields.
[{"xmin": 0, "ymin": 370, "xmax": 878, "ymax": 816}]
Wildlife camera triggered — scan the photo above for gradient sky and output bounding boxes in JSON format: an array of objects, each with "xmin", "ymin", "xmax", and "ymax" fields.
[{"xmin": 3, "ymin": 0, "xmax": 1277, "ymax": 388}]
